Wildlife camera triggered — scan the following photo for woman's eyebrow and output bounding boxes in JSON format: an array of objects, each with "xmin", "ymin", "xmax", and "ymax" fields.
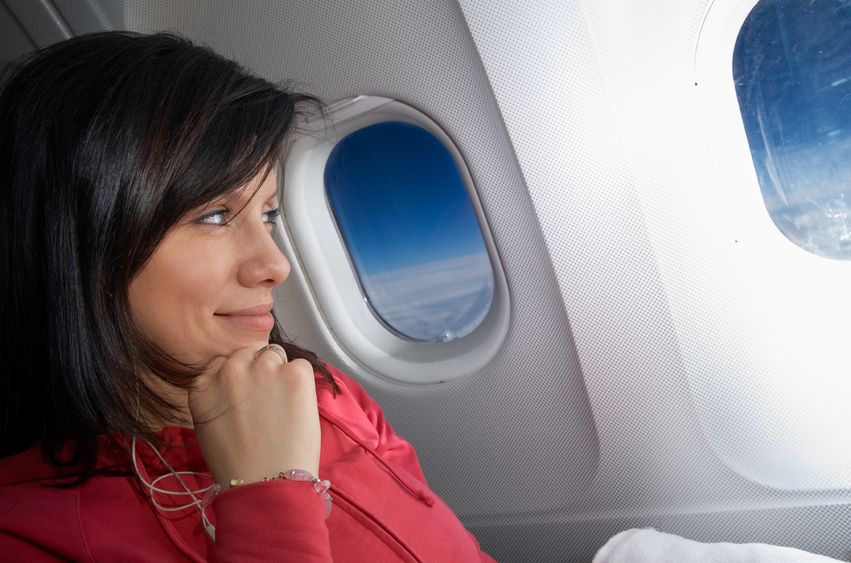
[
  {"xmin": 207, "ymin": 196, "xmax": 232, "ymax": 208},
  {"xmin": 217, "ymin": 188, "xmax": 254, "ymax": 208},
  {"xmin": 257, "ymin": 184, "xmax": 280, "ymax": 206},
  {"xmin": 264, "ymin": 191, "xmax": 280, "ymax": 205}
]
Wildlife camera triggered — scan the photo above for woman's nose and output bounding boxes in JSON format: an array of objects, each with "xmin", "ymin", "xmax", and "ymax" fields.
[{"xmin": 237, "ymin": 221, "xmax": 291, "ymax": 287}]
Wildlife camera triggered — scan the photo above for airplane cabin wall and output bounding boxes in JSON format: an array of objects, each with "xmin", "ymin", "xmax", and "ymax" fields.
[{"xmin": 1, "ymin": 0, "xmax": 849, "ymax": 561}]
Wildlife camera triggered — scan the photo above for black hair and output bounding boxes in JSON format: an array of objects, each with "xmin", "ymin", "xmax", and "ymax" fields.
[{"xmin": 0, "ymin": 31, "xmax": 335, "ymax": 477}]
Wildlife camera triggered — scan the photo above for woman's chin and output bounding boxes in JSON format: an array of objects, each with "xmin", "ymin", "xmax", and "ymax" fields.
[{"xmin": 214, "ymin": 336, "xmax": 272, "ymax": 358}]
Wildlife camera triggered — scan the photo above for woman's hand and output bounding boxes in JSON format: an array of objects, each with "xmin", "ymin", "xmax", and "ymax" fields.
[{"xmin": 188, "ymin": 346, "xmax": 321, "ymax": 487}]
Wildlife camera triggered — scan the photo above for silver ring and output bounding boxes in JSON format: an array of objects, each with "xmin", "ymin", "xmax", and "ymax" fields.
[{"xmin": 256, "ymin": 343, "xmax": 288, "ymax": 364}]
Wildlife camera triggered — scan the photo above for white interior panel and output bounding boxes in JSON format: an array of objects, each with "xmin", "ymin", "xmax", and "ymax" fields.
[
  {"xmin": 0, "ymin": 2, "xmax": 35, "ymax": 68},
  {"xmin": 2, "ymin": 0, "xmax": 70, "ymax": 48},
  {"xmin": 691, "ymin": 0, "xmax": 851, "ymax": 489},
  {"xmin": 461, "ymin": 0, "xmax": 851, "ymax": 559}
]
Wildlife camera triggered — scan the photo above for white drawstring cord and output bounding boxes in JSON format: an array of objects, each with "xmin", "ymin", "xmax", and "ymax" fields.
[{"xmin": 130, "ymin": 436, "xmax": 218, "ymax": 541}]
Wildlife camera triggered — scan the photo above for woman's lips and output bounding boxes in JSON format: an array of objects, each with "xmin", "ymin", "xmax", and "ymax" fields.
[{"xmin": 215, "ymin": 303, "xmax": 275, "ymax": 332}]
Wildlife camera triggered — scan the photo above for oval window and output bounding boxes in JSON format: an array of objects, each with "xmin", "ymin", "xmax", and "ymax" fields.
[
  {"xmin": 734, "ymin": 0, "xmax": 851, "ymax": 259},
  {"xmin": 324, "ymin": 121, "xmax": 494, "ymax": 342}
]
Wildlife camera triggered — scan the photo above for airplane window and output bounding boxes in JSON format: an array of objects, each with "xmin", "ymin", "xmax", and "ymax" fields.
[
  {"xmin": 733, "ymin": 0, "xmax": 851, "ymax": 259},
  {"xmin": 324, "ymin": 121, "xmax": 495, "ymax": 342}
]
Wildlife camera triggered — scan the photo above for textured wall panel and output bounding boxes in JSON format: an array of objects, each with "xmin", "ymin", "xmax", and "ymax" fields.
[{"xmin": 0, "ymin": 2, "xmax": 36, "ymax": 67}]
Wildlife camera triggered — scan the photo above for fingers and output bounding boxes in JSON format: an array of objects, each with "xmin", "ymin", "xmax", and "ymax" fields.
[
  {"xmin": 187, "ymin": 344, "xmax": 322, "ymax": 485},
  {"xmin": 256, "ymin": 343, "xmax": 288, "ymax": 364},
  {"xmin": 194, "ymin": 345, "xmax": 313, "ymax": 397}
]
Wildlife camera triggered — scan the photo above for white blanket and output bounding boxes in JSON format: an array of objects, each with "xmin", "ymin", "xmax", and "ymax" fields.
[{"xmin": 593, "ymin": 528, "xmax": 845, "ymax": 563}]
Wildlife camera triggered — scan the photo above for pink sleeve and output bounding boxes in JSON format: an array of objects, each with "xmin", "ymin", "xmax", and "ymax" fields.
[
  {"xmin": 0, "ymin": 533, "xmax": 70, "ymax": 561},
  {"xmin": 328, "ymin": 366, "xmax": 429, "ymax": 483},
  {"xmin": 210, "ymin": 480, "xmax": 332, "ymax": 562},
  {"xmin": 326, "ymin": 366, "xmax": 497, "ymax": 563}
]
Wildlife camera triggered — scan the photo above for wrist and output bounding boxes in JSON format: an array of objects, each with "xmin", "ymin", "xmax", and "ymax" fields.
[{"xmin": 206, "ymin": 468, "xmax": 333, "ymax": 519}]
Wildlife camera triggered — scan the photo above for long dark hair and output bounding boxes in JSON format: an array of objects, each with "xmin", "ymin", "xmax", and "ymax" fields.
[{"xmin": 0, "ymin": 32, "xmax": 335, "ymax": 476}]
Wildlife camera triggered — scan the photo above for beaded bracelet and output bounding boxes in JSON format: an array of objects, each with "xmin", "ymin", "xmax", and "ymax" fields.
[{"xmin": 227, "ymin": 469, "xmax": 332, "ymax": 519}]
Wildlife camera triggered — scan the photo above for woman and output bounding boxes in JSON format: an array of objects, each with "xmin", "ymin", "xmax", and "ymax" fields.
[{"xmin": 0, "ymin": 31, "xmax": 494, "ymax": 562}]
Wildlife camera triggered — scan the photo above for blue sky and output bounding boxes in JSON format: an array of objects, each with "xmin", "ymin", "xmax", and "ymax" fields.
[
  {"xmin": 325, "ymin": 121, "xmax": 488, "ymax": 274},
  {"xmin": 734, "ymin": 0, "xmax": 851, "ymax": 150},
  {"xmin": 324, "ymin": 121, "xmax": 494, "ymax": 340}
]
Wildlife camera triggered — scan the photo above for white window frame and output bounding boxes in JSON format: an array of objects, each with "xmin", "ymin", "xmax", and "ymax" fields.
[{"xmin": 283, "ymin": 96, "xmax": 510, "ymax": 384}]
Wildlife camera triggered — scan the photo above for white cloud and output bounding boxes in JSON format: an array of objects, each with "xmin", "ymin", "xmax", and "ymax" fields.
[
  {"xmin": 362, "ymin": 252, "xmax": 495, "ymax": 341},
  {"xmin": 756, "ymin": 138, "xmax": 851, "ymax": 258}
]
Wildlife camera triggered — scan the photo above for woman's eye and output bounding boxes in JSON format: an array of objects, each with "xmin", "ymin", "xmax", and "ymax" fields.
[
  {"xmin": 198, "ymin": 209, "xmax": 228, "ymax": 225},
  {"xmin": 263, "ymin": 208, "xmax": 281, "ymax": 224}
]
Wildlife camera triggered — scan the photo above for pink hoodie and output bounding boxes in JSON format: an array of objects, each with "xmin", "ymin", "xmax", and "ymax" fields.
[{"xmin": 0, "ymin": 365, "xmax": 495, "ymax": 562}]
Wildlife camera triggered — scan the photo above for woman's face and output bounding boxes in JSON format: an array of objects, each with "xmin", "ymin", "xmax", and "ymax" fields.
[{"xmin": 129, "ymin": 170, "xmax": 289, "ymax": 366}]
